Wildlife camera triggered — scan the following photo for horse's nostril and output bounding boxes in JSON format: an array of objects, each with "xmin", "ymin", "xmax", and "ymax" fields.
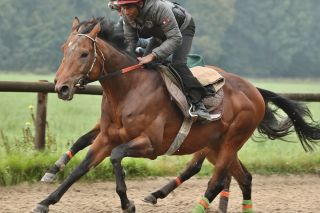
[
  {"xmin": 54, "ymin": 79, "xmax": 57, "ymax": 85},
  {"xmin": 60, "ymin": 85, "xmax": 70, "ymax": 95}
]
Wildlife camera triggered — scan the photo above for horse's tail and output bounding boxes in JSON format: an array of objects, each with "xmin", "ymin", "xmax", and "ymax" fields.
[{"xmin": 256, "ymin": 87, "xmax": 320, "ymax": 152}]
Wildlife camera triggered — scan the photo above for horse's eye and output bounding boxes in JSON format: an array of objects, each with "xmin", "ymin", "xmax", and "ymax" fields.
[{"xmin": 80, "ymin": 52, "xmax": 89, "ymax": 58}]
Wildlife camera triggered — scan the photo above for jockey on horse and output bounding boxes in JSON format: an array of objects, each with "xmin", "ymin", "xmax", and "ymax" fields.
[
  {"xmin": 34, "ymin": 9, "xmax": 320, "ymax": 213},
  {"xmin": 110, "ymin": 0, "xmax": 213, "ymax": 121}
]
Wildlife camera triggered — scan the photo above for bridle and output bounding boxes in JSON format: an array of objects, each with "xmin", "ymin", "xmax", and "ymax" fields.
[
  {"xmin": 75, "ymin": 33, "xmax": 143, "ymax": 87},
  {"xmin": 76, "ymin": 33, "xmax": 106, "ymax": 87}
]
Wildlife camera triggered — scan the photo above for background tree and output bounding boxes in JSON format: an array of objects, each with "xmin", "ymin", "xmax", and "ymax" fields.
[
  {"xmin": 220, "ymin": 0, "xmax": 316, "ymax": 77},
  {"xmin": 0, "ymin": 0, "xmax": 319, "ymax": 77},
  {"xmin": 180, "ymin": 0, "xmax": 236, "ymax": 65}
]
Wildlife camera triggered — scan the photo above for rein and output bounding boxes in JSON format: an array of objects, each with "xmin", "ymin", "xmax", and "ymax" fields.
[{"xmin": 76, "ymin": 33, "xmax": 142, "ymax": 86}]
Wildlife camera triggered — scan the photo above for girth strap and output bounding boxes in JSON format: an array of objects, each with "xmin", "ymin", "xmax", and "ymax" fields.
[{"xmin": 165, "ymin": 117, "xmax": 195, "ymax": 155}]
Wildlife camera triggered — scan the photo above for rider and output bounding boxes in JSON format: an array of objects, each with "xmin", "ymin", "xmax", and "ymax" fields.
[{"xmin": 110, "ymin": 0, "xmax": 212, "ymax": 120}]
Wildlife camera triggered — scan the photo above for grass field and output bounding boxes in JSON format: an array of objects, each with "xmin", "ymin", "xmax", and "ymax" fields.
[
  {"xmin": 0, "ymin": 72, "xmax": 101, "ymax": 149},
  {"xmin": 0, "ymin": 72, "xmax": 319, "ymax": 185}
]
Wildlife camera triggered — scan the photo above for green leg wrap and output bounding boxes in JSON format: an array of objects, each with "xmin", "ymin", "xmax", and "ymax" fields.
[
  {"xmin": 242, "ymin": 200, "xmax": 253, "ymax": 213},
  {"xmin": 191, "ymin": 203, "xmax": 205, "ymax": 213},
  {"xmin": 191, "ymin": 196, "xmax": 210, "ymax": 213}
]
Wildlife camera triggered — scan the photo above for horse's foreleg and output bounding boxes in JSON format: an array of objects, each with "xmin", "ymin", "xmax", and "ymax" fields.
[
  {"xmin": 32, "ymin": 135, "xmax": 111, "ymax": 213},
  {"xmin": 41, "ymin": 127, "xmax": 99, "ymax": 183},
  {"xmin": 110, "ymin": 135, "xmax": 155, "ymax": 213},
  {"xmin": 144, "ymin": 150, "xmax": 208, "ymax": 205}
]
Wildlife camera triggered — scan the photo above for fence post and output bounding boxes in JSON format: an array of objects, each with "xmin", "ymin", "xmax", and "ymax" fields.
[{"xmin": 34, "ymin": 80, "xmax": 48, "ymax": 150}]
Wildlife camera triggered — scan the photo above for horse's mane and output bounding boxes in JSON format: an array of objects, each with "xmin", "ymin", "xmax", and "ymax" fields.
[{"xmin": 77, "ymin": 17, "xmax": 128, "ymax": 52}]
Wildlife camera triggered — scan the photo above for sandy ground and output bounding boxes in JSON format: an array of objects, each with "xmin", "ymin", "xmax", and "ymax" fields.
[{"xmin": 0, "ymin": 175, "xmax": 320, "ymax": 213}]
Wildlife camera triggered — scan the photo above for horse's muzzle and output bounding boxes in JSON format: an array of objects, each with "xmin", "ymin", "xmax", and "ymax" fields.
[{"xmin": 55, "ymin": 84, "xmax": 75, "ymax": 100}]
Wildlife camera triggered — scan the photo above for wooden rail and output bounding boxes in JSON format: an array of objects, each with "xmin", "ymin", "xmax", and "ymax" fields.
[
  {"xmin": 278, "ymin": 93, "xmax": 320, "ymax": 102},
  {"xmin": 1, "ymin": 81, "xmax": 319, "ymax": 102},
  {"xmin": 0, "ymin": 81, "xmax": 102, "ymax": 95},
  {"xmin": 0, "ymin": 81, "xmax": 319, "ymax": 149}
]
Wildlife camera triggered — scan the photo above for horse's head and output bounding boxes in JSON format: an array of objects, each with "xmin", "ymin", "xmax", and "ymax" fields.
[{"xmin": 54, "ymin": 18, "xmax": 105, "ymax": 100}]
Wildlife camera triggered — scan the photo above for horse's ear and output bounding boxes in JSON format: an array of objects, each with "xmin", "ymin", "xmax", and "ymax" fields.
[
  {"xmin": 71, "ymin": 17, "xmax": 80, "ymax": 33},
  {"xmin": 89, "ymin": 23, "xmax": 101, "ymax": 39}
]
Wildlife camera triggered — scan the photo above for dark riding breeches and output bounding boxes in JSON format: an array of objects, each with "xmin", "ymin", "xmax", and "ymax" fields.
[
  {"xmin": 144, "ymin": 18, "xmax": 207, "ymax": 104},
  {"xmin": 172, "ymin": 19, "xmax": 207, "ymax": 104}
]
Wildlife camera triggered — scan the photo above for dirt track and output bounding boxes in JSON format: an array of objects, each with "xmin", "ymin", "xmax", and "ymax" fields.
[{"xmin": 1, "ymin": 175, "xmax": 320, "ymax": 213}]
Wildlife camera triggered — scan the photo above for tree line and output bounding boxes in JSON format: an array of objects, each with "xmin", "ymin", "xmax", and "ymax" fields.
[{"xmin": 0, "ymin": 0, "xmax": 319, "ymax": 77}]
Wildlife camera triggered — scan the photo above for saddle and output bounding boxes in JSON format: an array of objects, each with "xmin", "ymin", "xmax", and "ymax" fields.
[
  {"xmin": 156, "ymin": 65, "xmax": 225, "ymax": 155},
  {"xmin": 157, "ymin": 65, "xmax": 225, "ymax": 121}
]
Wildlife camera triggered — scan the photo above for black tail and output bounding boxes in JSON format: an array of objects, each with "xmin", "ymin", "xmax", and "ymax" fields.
[{"xmin": 257, "ymin": 88, "xmax": 320, "ymax": 152}]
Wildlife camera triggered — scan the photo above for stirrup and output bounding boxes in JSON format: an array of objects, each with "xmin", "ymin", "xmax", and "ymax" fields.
[
  {"xmin": 188, "ymin": 105, "xmax": 198, "ymax": 118},
  {"xmin": 189, "ymin": 105, "xmax": 213, "ymax": 122}
]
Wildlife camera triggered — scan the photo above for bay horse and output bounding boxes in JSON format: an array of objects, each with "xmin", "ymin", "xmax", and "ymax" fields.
[
  {"xmin": 39, "ymin": 17, "xmax": 236, "ymax": 212},
  {"xmin": 33, "ymin": 18, "xmax": 320, "ymax": 213}
]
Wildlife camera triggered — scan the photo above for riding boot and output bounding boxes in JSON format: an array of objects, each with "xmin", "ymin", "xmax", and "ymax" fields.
[
  {"xmin": 170, "ymin": 63, "xmax": 212, "ymax": 121},
  {"xmin": 191, "ymin": 101, "xmax": 212, "ymax": 121}
]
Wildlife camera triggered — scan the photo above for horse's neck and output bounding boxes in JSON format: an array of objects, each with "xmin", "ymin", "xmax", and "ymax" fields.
[
  {"xmin": 98, "ymin": 40, "xmax": 135, "ymax": 73},
  {"xmin": 98, "ymin": 40, "xmax": 156, "ymax": 105}
]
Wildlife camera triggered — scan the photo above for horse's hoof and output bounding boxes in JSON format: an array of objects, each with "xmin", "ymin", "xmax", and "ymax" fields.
[
  {"xmin": 41, "ymin": 173, "xmax": 56, "ymax": 183},
  {"xmin": 123, "ymin": 200, "xmax": 135, "ymax": 213},
  {"xmin": 31, "ymin": 204, "xmax": 49, "ymax": 213},
  {"xmin": 143, "ymin": 194, "xmax": 157, "ymax": 205}
]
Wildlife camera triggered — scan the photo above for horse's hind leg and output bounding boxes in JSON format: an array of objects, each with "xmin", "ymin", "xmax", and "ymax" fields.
[
  {"xmin": 229, "ymin": 159, "xmax": 253, "ymax": 213},
  {"xmin": 201, "ymin": 151, "xmax": 252, "ymax": 213},
  {"xmin": 203, "ymin": 149, "xmax": 232, "ymax": 213},
  {"xmin": 191, "ymin": 146, "xmax": 238, "ymax": 213},
  {"xmin": 144, "ymin": 149, "xmax": 233, "ymax": 212},
  {"xmin": 218, "ymin": 175, "xmax": 232, "ymax": 213},
  {"xmin": 144, "ymin": 149, "xmax": 209, "ymax": 205},
  {"xmin": 32, "ymin": 134, "xmax": 111, "ymax": 213},
  {"xmin": 193, "ymin": 130, "xmax": 257, "ymax": 212},
  {"xmin": 41, "ymin": 125, "xmax": 99, "ymax": 183}
]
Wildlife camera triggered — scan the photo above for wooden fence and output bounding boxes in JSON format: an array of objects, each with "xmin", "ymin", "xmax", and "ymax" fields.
[{"xmin": 1, "ymin": 80, "xmax": 320, "ymax": 150}]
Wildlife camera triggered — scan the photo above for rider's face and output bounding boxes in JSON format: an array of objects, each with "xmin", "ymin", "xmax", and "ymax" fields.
[{"xmin": 121, "ymin": 4, "xmax": 139, "ymax": 20}]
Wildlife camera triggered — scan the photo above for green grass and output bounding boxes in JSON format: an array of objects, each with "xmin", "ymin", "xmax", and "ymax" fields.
[
  {"xmin": 0, "ymin": 72, "xmax": 319, "ymax": 185},
  {"xmin": 0, "ymin": 72, "xmax": 101, "ymax": 149}
]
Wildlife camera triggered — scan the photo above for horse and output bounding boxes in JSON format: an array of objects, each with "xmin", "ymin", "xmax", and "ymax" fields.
[
  {"xmin": 32, "ymin": 17, "xmax": 320, "ymax": 213},
  {"xmin": 38, "ymin": 16, "xmax": 236, "ymax": 212},
  {"xmin": 39, "ymin": 17, "xmax": 235, "ymax": 212}
]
